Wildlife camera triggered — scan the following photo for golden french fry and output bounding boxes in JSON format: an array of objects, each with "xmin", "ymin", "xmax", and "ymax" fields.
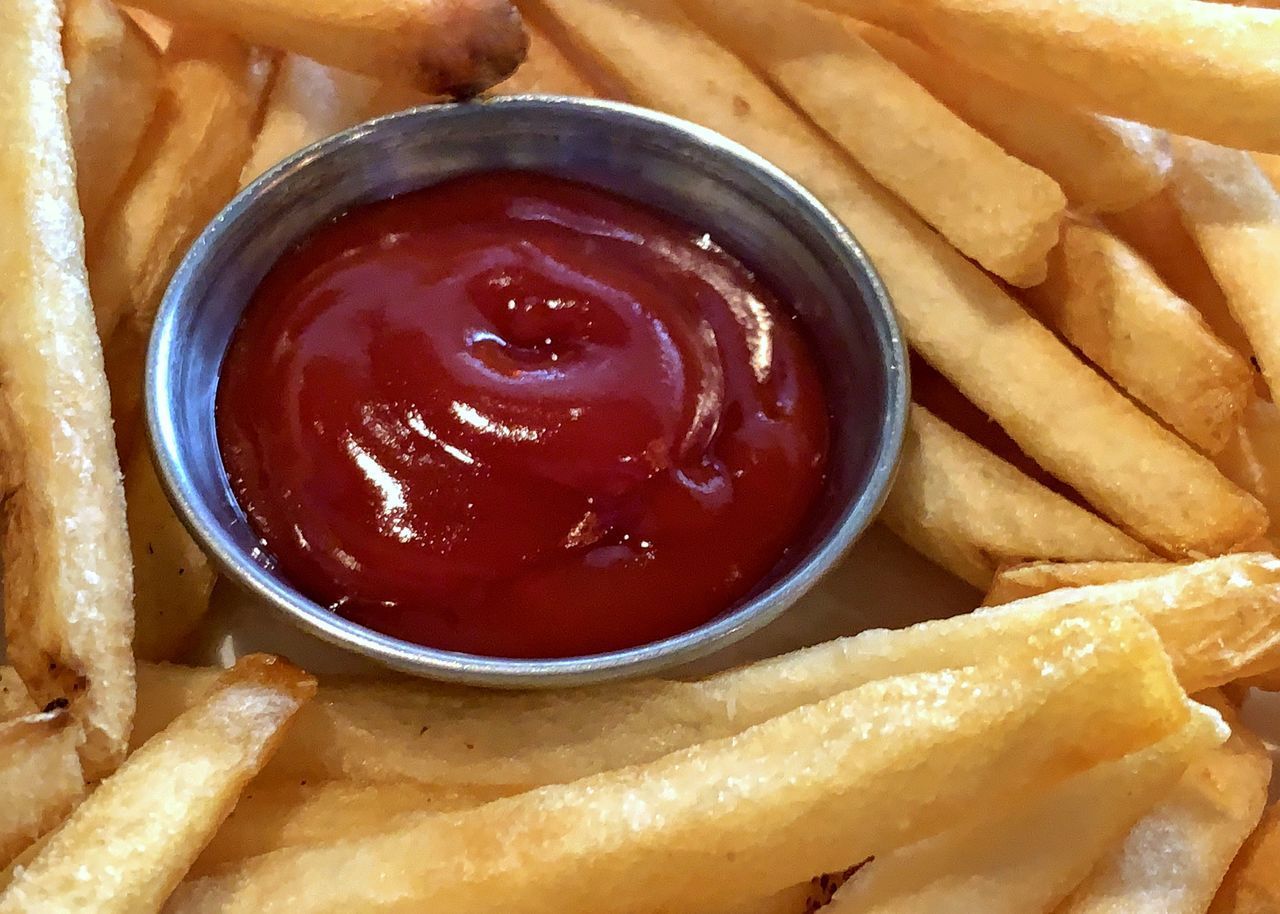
[
  {"xmin": 239, "ymin": 54, "xmax": 380, "ymax": 189},
  {"xmin": 1210, "ymin": 801, "xmax": 1280, "ymax": 912},
  {"xmin": 984, "ymin": 560, "xmax": 1174, "ymax": 606},
  {"xmin": 168, "ymin": 611, "xmax": 1192, "ymax": 914},
  {"xmin": 882, "ymin": 406, "xmax": 1151, "ymax": 588},
  {"xmin": 126, "ymin": 448, "xmax": 216, "ymax": 662},
  {"xmin": 0, "ymin": 0, "xmax": 134, "ymax": 781},
  {"xmin": 828, "ymin": 708, "xmax": 1225, "ymax": 914},
  {"xmin": 64, "ymin": 0, "xmax": 161, "ymax": 242},
  {"xmin": 493, "ymin": 18, "xmax": 594, "ymax": 96},
  {"xmin": 1217, "ymin": 398, "xmax": 1280, "ymax": 539},
  {"xmin": 0, "ymin": 712, "xmax": 85, "ymax": 870},
  {"xmin": 0, "ymin": 656, "xmax": 314, "ymax": 914},
  {"xmin": 531, "ymin": 0, "xmax": 1266, "ymax": 557},
  {"xmin": 1021, "ymin": 218, "xmax": 1252, "ymax": 453},
  {"xmin": 1058, "ymin": 704, "xmax": 1271, "ymax": 914},
  {"xmin": 1169, "ymin": 137, "xmax": 1280, "ymax": 403},
  {"xmin": 123, "ymin": 0, "xmax": 526, "ymax": 96},
  {"xmin": 854, "ymin": 24, "xmax": 1168, "ymax": 214},
  {"xmin": 823, "ymin": 0, "xmax": 1280, "ymax": 154},
  {"xmin": 683, "ymin": 0, "xmax": 1065, "ymax": 286}
]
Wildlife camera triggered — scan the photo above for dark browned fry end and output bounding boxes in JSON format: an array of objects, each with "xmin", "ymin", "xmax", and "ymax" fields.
[{"xmin": 417, "ymin": 0, "xmax": 529, "ymax": 98}]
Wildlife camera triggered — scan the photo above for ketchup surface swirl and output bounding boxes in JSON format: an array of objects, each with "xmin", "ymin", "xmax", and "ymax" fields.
[{"xmin": 217, "ymin": 171, "xmax": 830, "ymax": 658}]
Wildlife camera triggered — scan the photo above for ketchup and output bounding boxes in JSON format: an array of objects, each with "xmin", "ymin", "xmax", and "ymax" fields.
[{"xmin": 217, "ymin": 171, "xmax": 830, "ymax": 658}]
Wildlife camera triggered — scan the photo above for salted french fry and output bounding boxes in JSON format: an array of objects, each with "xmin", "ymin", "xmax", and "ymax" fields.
[
  {"xmin": 1021, "ymin": 218, "xmax": 1252, "ymax": 453},
  {"xmin": 531, "ymin": 0, "xmax": 1266, "ymax": 557},
  {"xmin": 882, "ymin": 406, "xmax": 1151, "ymax": 589},
  {"xmin": 1169, "ymin": 137, "xmax": 1280, "ymax": 404},
  {"xmin": 127, "ymin": 448, "xmax": 216, "ymax": 662},
  {"xmin": 984, "ymin": 561, "xmax": 1174, "ymax": 606},
  {"xmin": 1058, "ymin": 705, "xmax": 1271, "ymax": 914},
  {"xmin": 193, "ymin": 780, "xmax": 503, "ymax": 875},
  {"xmin": 168, "ymin": 611, "xmax": 1192, "ymax": 914},
  {"xmin": 1217, "ymin": 398, "xmax": 1280, "ymax": 539},
  {"xmin": 854, "ymin": 24, "xmax": 1168, "ymax": 214},
  {"xmin": 239, "ymin": 55, "xmax": 379, "ymax": 189},
  {"xmin": 0, "ymin": 712, "xmax": 85, "ymax": 870},
  {"xmin": 493, "ymin": 18, "xmax": 595, "ymax": 96},
  {"xmin": 0, "ymin": 656, "xmax": 314, "ymax": 914},
  {"xmin": 0, "ymin": 0, "xmax": 134, "ymax": 780},
  {"xmin": 684, "ymin": 0, "xmax": 1064, "ymax": 286},
  {"xmin": 827, "ymin": 709, "xmax": 1225, "ymax": 914},
  {"xmin": 821, "ymin": 0, "xmax": 1280, "ymax": 154},
  {"xmin": 63, "ymin": 0, "xmax": 161, "ymax": 242},
  {"xmin": 123, "ymin": 0, "xmax": 526, "ymax": 96},
  {"xmin": 1210, "ymin": 801, "xmax": 1280, "ymax": 912}
]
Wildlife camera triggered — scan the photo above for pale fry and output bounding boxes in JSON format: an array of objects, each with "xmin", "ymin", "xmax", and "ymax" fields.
[
  {"xmin": 63, "ymin": 0, "xmax": 161, "ymax": 242},
  {"xmin": 1170, "ymin": 137, "xmax": 1280, "ymax": 403},
  {"xmin": 493, "ymin": 18, "xmax": 595, "ymax": 96},
  {"xmin": 0, "ymin": 0, "xmax": 134, "ymax": 781},
  {"xmin": 168, "ymin": 612, "xmax": 1192, "ymax": 914},
  {"xmin": 127, "ymin": 448, "xmax": 216, "ymax": 662},
  {"xmin": 984, "ymin": 561, "xmax": 1173, "ymax": 606},
  {"xmin": 827, "ymin": 710, "xmax": 1225, "ymax": 914},
  {"xmin": 0, "ymin": 656, "xmax": 315, "ymax": 914},
  {"xmin": 123, "ymin": 0, "xmax": 526, "ymax": 96},
  {"xmin": 0, "ymin": 712, "xmax": 85, "ymax": 869},
  {"xmin": 683, "ymin": 0, "xmax": 1065, "ymax": 286},
  {"xmin": 823, "ymin": 0, "xmax": 1280, "ymax": 154},
  {"xmin": 882, "ymin": 406, "xmax": 1151, "ymax": 589},
  {"xmin": 1058, "ymin": 707, "xmax": 1271, "ymax": 914},
  {"xmin": 1210, "ymin": 801, "xmax": 1280, "ymax": 913},
  {"xmin": 1020, "ymin": 218, "xmax": 1252, "ymax": 453},
  {"xmin": 531, "ymin": 0, "xmax": 1266, "ymax": 556}
]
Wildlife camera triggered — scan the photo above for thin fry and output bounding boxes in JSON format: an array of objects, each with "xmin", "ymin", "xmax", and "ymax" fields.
[
  {"xmin": 0, "ymin": 656, "xmax": 315, "ymax": 914},
  {"xmin": 0, "ymin": 0, "xmax": 134, "ymax": 780},
  {"xmin": 0, "ymin": 712, "xmax": 85, "ymax": 869},
  {"xmin": 1210, "ymin": 800, "xmax": 1280, "ymax": 912},
  {"xmin": 984, "ymin": 561, "xmax": 1173, "ymax": 606}
]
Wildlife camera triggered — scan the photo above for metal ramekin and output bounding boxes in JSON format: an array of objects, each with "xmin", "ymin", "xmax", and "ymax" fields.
[{"xmin": 146, "ymin": 96, "xmax": 908, "ymax": 687}]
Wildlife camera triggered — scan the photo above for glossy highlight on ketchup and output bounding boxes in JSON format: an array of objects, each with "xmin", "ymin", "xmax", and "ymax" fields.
[{"xmin": 217, "ymin": 171, "xmax": 831, "ymax": 659}]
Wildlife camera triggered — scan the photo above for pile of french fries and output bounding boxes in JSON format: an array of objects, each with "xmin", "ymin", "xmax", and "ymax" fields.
[{"xmin": 6, "ymin": 0, "xmax": 1280, "ymax": 909}]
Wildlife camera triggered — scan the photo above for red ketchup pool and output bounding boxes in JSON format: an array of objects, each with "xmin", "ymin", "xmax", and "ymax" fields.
[{"xmin": 216, "ymin": 171, "xmax": 831, "ymax": 658}]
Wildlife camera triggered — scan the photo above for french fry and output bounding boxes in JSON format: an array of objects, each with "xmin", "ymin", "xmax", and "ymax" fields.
[
  {"xmin": 1254, "ymin": 152, "xmax": 1280, "ymax": 191},
  {"xmin": 192, "ymin": 780, "xmax": 503, "ymax": 874},
  {"xmin": 0, "ymin": 712, "xmax": 85, "ymax": 869},
  {"xmin": 854, "ymin": 24, "xmax": 1168, "ymax": 214},
  {"xmin": 681, "ymin": 0, "xmax": 1065, "ymax": 286},
  {"xmin": 531, "ymin": 0, "xmax": 1266, "ymax": 557},
  {"xmin": 882, "ymin": 406, "xmax": 1151, "ymax": 589},
  {"xmin": 1057, "ymin": 704, "xmax": 1271, "ymax": 914},
  {"xmin": 122, "ymin": 0, "xmax": 527, "ymax": 97},
  {"xmin": 63, "ymin": 0, "xmax": 161, "ymax": 242},
  {"xmin": 0, "ymin": 656, "xmax": 314, "ymax": 914},
  {"xmin": 822, "ymin": 0, "xmax": 1280, "ymax": 154},
  {"xmin": 1169, "ymin": 137, "xmax": 1280, "ymax": 403},
  {"xmin": 126, "ymin": 448, "xmax": 216, "ymax": 662},
  {"xmin": 1210, "ymin": 801, "xmax": 1280, "ymax": 912},
  {"xmin": 168, "ymin": 611, "xmax": 1192, "ymax": 914},
  {"xmin": 827, "ymin": 709, "xmax": 1225, "ymax": 914},
  {"xmin": 1217, "ymin": 398, "xmax": 1280, "ymax": 538},
  {"xmin": 984, "ymin": 561, "xmax": 1173, "ymax": 606},
  {"xmin": 493, "ymin": 18, "xmax": 595, "ymax": 96},
  {"xmin": 238, "ymin": 54, "xmax": 380, "ymax": 189},
  {"xmin": 1020, "ymin": 218, "xmax": 1252, "ymax": 453},
  {"xmin": 0, "ymin": 669, "xmax": 34, "ymax": 721},
  {"xmin": 0, "ymin": 0, "xmax": 134, "ymax": 781}
]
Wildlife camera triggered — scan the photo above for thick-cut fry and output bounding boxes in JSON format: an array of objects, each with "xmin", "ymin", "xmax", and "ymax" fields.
[
  {"xmin": 827, "ymin": 710, "xmax": 1224, "ymax": 914},
  {"xmin": 854, "ymin": 24, "xmax": 1168, "ymax": 214},
  {"xmin": 882, "ymin": 406, "xmax": 1150, "ymax": 588},
  {"xmin": 531, "ymin": 0, "xmax": 1266, "ymax": 557},
  {"xmin": 1058, "ymin": 708, "xmax": 1271, "ymax": 914},
  {"xmin": 239, "ymin": 55, "xmax": 379, "ymax": 188},
  {"xmin": 168, "ymin": 612, "xmax": 1192, "ymax": 914},
  {"xmin": 1021, "ymin": 218, "xmax": 1252, "ymax": 453},
  {"xmin": 1218, "ymin": 398, "xmax": 1280, "ymax": 538},
  {"xmin": 0, "ymin": 656, "xmax": 314, "ymax": 914},
  {"xmin": 1169, "ymin": 137, "xmax": 1280, "ymax": 403},
  {"xmin": 63, "ymin": 0, "xmax": 161, "ymax": 242},
  {"xmin": 193, "ymin": 780, "xmax": 503, "ymax": 874},
  {"xmin": 822, "ymin": 0, "xmax": 1280, "ymax": 154},
  {"xmin": 1211, "ymin": 801, "xmax": 1280, "ymax": 913},
  {"xmin": 0, "ymin": 0, "xmax": 134, "ymax": 781},
  {"xmin": 493, "ymin": 18, "xmax": 594, "ymax": 96},
  {"xmin": 127, "ymin": 448, "xmax": 216, "ymax": 662},
  {"xmin": 682, "ymin": 0, "xmax": 1065, "ymax": 286},
  {"xmin": 984, "ymin": 561, "xmax": 1173, "ymax": 606},
  {"xmin": 0, "ymin": 712, "xmax": 85, "ymax": 869},
  {"xmin": 123, "ymin": 0, "xmax": 526, "ymax": 96}
]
